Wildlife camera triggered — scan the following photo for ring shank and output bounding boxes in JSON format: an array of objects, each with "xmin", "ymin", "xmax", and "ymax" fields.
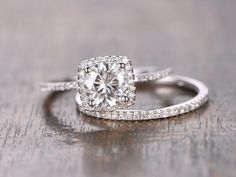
[
  {"xmin": 77, "ymin": 75, "xmax": 208, "ymax": 120},
  {"xmin": 40, "ymin": 67, "xmax": 172, "ymax": 92}
]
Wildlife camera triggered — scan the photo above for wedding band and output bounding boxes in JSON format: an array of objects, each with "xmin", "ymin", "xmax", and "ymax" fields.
[
  {"xmin": 40, "ymin": 56, "xmax": 208, "ymax": 121},
  {"xmin": 76, "ymin": 75, "xmax": 208, "ymax": 120},
  {"xmin": 41, "ymin": 56, "xmax": 171, "ymax": 112}
]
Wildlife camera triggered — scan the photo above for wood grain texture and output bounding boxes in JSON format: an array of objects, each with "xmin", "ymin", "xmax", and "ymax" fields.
[{"xmin": 0, "ymin": 0, "xmax": 236, "ymax": 177}]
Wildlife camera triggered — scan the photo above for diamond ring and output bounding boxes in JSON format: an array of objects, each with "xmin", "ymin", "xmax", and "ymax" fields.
[
  {"xmin": 41, "ymin": 56, "xmax": 208, "ymax": 121},
  {"xmin": 41, "ymin": 56, "xmax": 172, "ymax": 111},
  {"xmin": 76, "ymin": 75, "xmax": 208, "ymax": 120}
]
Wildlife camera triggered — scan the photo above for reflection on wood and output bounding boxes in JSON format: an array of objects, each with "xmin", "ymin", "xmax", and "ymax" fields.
[{"xmin": 0, "ymin": 0, "xmax": 236, "ymax": 177}]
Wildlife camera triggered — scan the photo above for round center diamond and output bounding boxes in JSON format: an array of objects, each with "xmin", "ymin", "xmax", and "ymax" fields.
[
  {"xmin": 78, "ymin": 56, "xmax": 136, "ymax": 111},
  {"xmin": 84, "ymin": 62, "xmax": 129, "ymax": 106}
]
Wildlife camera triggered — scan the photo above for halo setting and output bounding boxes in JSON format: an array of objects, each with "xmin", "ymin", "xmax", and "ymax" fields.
[
  {"xmin": 40, "ymin": 55, "xmax": 208, "ymax": 120},
  {"xmin": 77, "ymin": 56, "xmax": 136, "ymax": 111}
]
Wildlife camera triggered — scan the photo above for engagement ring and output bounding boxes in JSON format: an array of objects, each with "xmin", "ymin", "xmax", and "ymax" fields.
[{"xmin": 41, "ymin": 56, "xmax": 208, "ymax": 120}]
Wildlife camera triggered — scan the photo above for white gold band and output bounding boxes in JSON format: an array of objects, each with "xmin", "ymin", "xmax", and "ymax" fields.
[
  {"xmin": 40, "ymin": 56, "xmax": 208, "ymax": 120},
  {"xmin": 40, "ymin": 67, "xmax": 171, "ymax": 92},
  {"xmin": 76, "ymin": 75, "xmax": 208, "ymax": 120}
]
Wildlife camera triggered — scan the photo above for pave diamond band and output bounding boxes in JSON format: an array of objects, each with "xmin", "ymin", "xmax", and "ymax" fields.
[
  {"xmin": 40, "ymin": 67, "xmax": 171, "ymax": 92},
  {"xmin": 41, "ymin": 56, "xmax": 172, "ymax": 112},
  {"xmin": 40, "ymin": 56, "xmax": 208, "ymax": 120},
  {"xmin": 76, "ymin": 75, "xmax": 208, "ymax": 120}
]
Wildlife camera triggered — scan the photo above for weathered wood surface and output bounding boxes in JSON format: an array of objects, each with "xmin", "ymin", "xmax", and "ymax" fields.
[{"xmin": 0, "ymin": 0, "xmax": 236, "ymax": 177}]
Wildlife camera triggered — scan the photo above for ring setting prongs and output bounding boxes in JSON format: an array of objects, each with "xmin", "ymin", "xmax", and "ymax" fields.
[{"xmin": 77, "ymin": 56, "xmax": 136, "ymax": 112}]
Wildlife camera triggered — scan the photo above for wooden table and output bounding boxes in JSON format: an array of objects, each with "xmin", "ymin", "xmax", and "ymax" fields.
[{"xmin": 0, "ymin": 1, "xmax": 236, "ymax": 177}]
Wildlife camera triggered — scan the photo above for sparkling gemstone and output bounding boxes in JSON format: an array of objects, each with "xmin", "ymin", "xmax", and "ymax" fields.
[{"xmin": 78, "ymin": 56, "xmax": 135, "ymax": 111}]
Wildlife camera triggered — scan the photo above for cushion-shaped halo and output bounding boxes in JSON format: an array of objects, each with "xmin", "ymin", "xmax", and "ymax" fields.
[{"xmin": 77, "ymin": 56, "xmax": 136, "ymax": 111}]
